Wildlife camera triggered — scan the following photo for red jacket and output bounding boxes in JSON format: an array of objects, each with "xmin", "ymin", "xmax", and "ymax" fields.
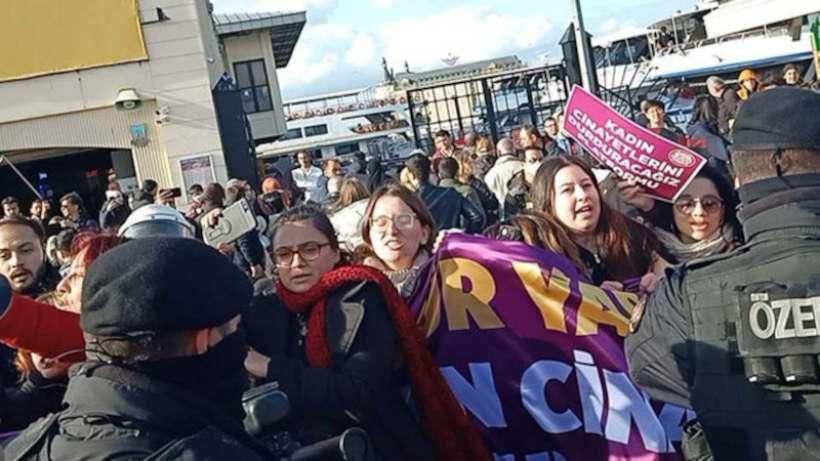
[{"xmin": 0, "ymin": 295, "xmax": 84, "ymax": 361}]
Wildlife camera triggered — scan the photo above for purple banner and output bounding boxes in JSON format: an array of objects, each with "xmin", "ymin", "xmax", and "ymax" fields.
[{"xmin": 410, "ymin": 233, "xmax": 689, "ymax": 460}]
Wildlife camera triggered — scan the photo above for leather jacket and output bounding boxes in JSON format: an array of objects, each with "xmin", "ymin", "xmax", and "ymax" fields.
[{"xmin": 417, "ymin": 181, "xmax": 484, "ymax": 233}]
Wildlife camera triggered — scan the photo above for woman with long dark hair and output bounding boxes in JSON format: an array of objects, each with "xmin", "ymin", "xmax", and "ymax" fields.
[
  {"xmin": 531, "ymin": 156, "xmax": 670, "ymax": 289},
  {"xmin": 687, "ymin": 95, "xmax": 730, "ymax": 173},
  {"xmin": 619, "ymin": 165, "xmax": 742, "ymax": 263},
  {"xmin": 243, "ymin": 204, "xmax": 489, "ymax": 461}
]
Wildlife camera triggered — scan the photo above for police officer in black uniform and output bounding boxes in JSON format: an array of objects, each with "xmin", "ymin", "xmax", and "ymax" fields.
[
  {"xmin": 626, "ymin": 87, "xmax": 820, "ymax": 461},
  {"xmin": 4, "ymin": 237, "xmax": 272, "ymax": 460}
]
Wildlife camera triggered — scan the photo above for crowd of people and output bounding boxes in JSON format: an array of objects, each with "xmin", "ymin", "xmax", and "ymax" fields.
[{"xmin": 0, "ymin": 62, "xmax": 818, "ymax": 460}]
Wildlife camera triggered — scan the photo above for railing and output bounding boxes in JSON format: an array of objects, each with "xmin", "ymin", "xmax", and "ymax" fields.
[
  {"xmin": 406, "ymin": 65, "xmax": 569, "ymax": 152},
  {"xmin": 655, "ymin": 24, "xmax": 794, "ymax": 57},
  {"xmin": 285, "ymin": 97, "xmax": 415, "ymax": 121}
]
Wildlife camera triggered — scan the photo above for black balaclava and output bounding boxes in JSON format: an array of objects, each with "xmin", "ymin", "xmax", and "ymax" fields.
[{"xmin": 125, "ymin": 330, "xmax": 249, "ymax": 422}]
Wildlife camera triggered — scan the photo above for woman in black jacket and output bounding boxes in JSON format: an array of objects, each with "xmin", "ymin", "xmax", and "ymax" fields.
[
  {"xmin": 243, "ymin": 204, "xmax": 489, "ymax": 461},
  {"xmin": 0, "ymin": 350, "xmax": 68, "ymax": 432},
  {"xmin": 686, "ymin": 95, "xmax": 731, "ymax": 175},
  {"xmin": 455, "ymin": 151, "xmax": 499, "ymax": 225}
]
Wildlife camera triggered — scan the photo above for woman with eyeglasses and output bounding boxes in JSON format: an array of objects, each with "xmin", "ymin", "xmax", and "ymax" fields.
[
  {"xmin": 243, "ymin": 204, "xmax": 489, "ymax": 461},
  {"xmin": 531, "ymin": 156, "xmax": 670, "ymax": 291},
  {"xmin": 619, "ymin": 166, "xmax": 741, "ymax": 263},
  {"xmin": 357, "ymin": 183, "xmax": 436, "ymax": 298}
]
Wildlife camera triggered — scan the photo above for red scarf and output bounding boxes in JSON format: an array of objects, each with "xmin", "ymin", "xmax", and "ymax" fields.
[{"xmin": 277, "ymin": 264, "xmax": 491, "ymax": 461}]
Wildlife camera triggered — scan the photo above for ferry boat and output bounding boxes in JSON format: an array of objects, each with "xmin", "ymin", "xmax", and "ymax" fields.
[
  {"xmin": 256, "ymin": 86, "xmax": 415, "ymax": 164},
  {"xmin": 593, "ymin": 0, "xmax": 820, "ymax": 89}
]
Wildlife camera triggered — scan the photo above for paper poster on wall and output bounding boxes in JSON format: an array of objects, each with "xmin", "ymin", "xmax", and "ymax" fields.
[{"xmin": 179, "ymin": 155, "xmax": 215, "ymax": 199}]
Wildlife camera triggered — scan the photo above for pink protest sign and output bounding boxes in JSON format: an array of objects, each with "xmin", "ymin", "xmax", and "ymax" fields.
[{"xmin": 562, "ymin": 85, "xmax": 706, "ymax": 201}]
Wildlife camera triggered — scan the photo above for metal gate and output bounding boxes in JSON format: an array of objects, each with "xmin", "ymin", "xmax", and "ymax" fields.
[{"xmin": 407, "ymin": 64, "xmax": 569, "ymax": 153}]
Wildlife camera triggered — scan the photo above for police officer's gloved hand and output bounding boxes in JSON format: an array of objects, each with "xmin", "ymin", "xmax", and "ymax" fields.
[{"xmin": 0, "ymin": 275, "xmax": 10, "ymax": 317}]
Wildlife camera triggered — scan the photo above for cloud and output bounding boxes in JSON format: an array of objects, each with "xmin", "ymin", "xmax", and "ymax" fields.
[
  {"xmin": 600, "ymin": 18, "xmax": 619, "ymax": 34},
  {"xmin": 371, "ymin": 0, "xmax": 394, "ymax": 8},
  {"xmin": 275, "ymin": 4, "xmax": 558, "ymax": 99},
  {"xmin": 591, "ymin": 19, "xmax": 647, "ymax": 46},
  {"xmin": 275, "ymin": 24, "xmax": 384, "ymax": 97},
  {"xmin": 344, "ymin": 33, "xmax": 377, "ymax": 67},
  {"xmin": 378, "ymin": 5, "xmax": 554, "ymax": 74}
]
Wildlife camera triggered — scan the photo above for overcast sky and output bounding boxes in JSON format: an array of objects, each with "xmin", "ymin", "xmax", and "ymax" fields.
[{"xmin": 212, "ymin": 0, "xmax": 698, "ymax": 100}]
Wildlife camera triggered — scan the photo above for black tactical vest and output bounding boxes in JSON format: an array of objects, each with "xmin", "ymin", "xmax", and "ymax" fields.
[{"xmin": 682, "ymin": 225, "xmax": 820, "ymax": 460}]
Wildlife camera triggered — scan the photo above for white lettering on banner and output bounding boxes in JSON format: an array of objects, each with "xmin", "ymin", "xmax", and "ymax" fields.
[
  {"xmin": 522, "ymin": 361, "xmax": 582, "ymax": 434},
  {"xmin": 567, "ymin": 110, "xmax": 685, "ymax": 189},
  {"xmin": 440, "ymin": 362, "xmax": 508, "ymax": 428},
  {"xmin": 748, "ymin": 296, "xmax": 820, "ymax": 340},
  {"xmin": 604, "ymin": 370, "xmax": 672, "ymax": 453},
  {"xmin": 604, "ymin": 119, "xmax": 656, "ymax": 155},
  {"xmin": 443, "ymin": 351, "xmax": 680, "ymax": 453},
  {"xmin": 574, "ymin": 350, "xmax": 605, "ymax": 436}
]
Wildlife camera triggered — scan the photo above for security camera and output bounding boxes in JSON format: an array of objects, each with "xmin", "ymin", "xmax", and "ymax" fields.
[
  {"xmin": 154, "ymin": 106, "xmax": 170, "ymax": 125},
  {"xmin": 114, "ymin": 88, "xmax": 142, "ymax": 111}
]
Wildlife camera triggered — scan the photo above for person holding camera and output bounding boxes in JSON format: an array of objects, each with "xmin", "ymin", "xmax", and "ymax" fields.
[
  {"xmin": 5, "ymin": 237, "xmax": 272, "ymax": 460},
  {"xmin": 53, "ymin": 193, "xmax": 98, "ymax": 233},
  {"xmin": 98, "ymin": 185, "xmax": 132, "ymax": 234}
]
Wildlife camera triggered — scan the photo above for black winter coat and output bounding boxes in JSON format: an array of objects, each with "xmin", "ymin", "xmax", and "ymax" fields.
[
  {"xmin": 4, "ymin": 363, "xmax": 271, "ymax": 460},
  {"xmin": 0, "ymin": 372, "xmax": 66, "ymax": 432},
  {"xmin": 417, "ymin": 182, "xmax": 485, "ymax": 233},
  {"xmin": 245, "ymin": 281, "xmax": 435, "ymax": 461},
  {"xmin": 716, "ymin": 89, "xmax": 740, "ymax": 136},
  {"xmin": 469, "ymin": 176, "xmax": 500, "ymax": 226}
]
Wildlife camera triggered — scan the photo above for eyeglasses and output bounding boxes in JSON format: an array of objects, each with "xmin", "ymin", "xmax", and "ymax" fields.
[
  {"xmin": 273, "ymin": 241, "xmax": 332, "ymax": 267},
  {"xmin": 370, "ymin": 214, "xmax": 417, "ymax": 230},
  {"xmin": 673, "ymin": 195, "xmax": 724, "ymax": 215}
]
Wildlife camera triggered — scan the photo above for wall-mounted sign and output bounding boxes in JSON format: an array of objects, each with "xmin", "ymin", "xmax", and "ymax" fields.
[{"xmin": 129, "ymin": 124, "xmax": 149, "ymax": 147}]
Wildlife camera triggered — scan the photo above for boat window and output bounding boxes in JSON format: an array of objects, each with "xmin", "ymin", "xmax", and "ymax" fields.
[
  {"xmin": 281, "ymin": 128, "xmax": 303, "ymax": 140},
  {"xmin": 304, "ymin": 125, "xmax": 329, "ymax": 137},
  {"xmin": 595, "ymin": 36, "xmax": 650, "ymax": 67},
  {"xmin": 335, "ymin": 142, "xmax": 360, "ymax": 155}
]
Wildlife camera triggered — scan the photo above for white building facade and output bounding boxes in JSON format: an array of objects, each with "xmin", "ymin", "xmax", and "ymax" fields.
[{"xmin": 0, "ymin": 1, "xmax": 303, "ymax": 207}]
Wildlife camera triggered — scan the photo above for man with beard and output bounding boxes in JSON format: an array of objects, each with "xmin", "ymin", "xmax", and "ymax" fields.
[
  {"xmin": 5, "ymin": 237, "xmax": 271, "ymax": 459},
  {"xmin": 2, "ymin": 197, "xmax": 21, "ymax": 218},
  {"xmin": 0, "ymin": 216, "xmax": 52, "ymax": 298},
  {"xmin": 0, "ymin": 216, "xmax": 57, "ymax": 390}
]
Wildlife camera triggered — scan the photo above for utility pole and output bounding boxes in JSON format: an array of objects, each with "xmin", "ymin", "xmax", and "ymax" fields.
[{"xmin": 570, "ymin": 0, "xmax": 598, "ymax": 95}]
